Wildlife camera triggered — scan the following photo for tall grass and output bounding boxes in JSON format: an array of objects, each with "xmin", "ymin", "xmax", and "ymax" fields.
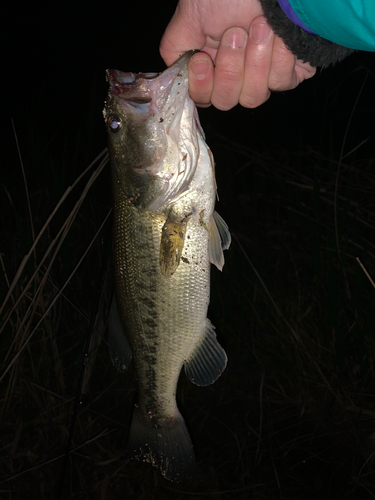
[{"xmin": 1, "ymin": 55, "xmax": 375, "ymax": 499}]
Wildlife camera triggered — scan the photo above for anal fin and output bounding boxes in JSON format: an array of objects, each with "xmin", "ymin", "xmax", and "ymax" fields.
[{"xmin": 184, "ymin": 319, "xmax": 227, "ymax": 386}]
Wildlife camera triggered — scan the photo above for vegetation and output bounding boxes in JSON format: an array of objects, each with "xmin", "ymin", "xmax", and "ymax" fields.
[{"xmin": 1, "ymin": 53, "xmax": 375, "ymax": 499}]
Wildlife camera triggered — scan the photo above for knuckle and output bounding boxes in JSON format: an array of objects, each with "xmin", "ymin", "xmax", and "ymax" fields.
[
  {"xmin": 216, "ymin": 65, "xmax": 243, "ymax": 84},
  {"xmin": 211, "ymin": 92, "xmax": 236, "ymax": 111},
  {"xmin": 269, "ymin": 77, "xmax": 294, "ymax": 92},
  {"xmin": 239, "ymin": 89, "xmax": 270, "ymax": 108},
  {"xmin": 211, "ymin": 71, "xmax": 243, "ymax": 110}
]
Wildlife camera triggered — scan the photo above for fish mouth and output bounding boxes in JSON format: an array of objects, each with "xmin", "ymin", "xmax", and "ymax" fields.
[
  {"xmin": 105, "ymin": 70, "xmax": 155, "ymax": 103},
  {"xmin": 104, "ymin": 50, "xmax": 202, "ymax": 212},
  {"xmin": 105, "ymin": 50, "xmax": 198, "ymax": 106}
]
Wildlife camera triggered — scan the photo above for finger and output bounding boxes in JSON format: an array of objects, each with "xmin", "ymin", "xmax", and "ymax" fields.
[
  {"xmin": 240, "ymin": 17, "xmax": 274, "ymax": 108},
  {"xmin": 159, "ymin": 2, "xmax": 206, "ymax": 66},
  {"xmin": 267, "ymin": 36, "xmax": 317, "ymax": 91},
  {"xmin": 211, "ymin": 27, "xmax": 248, "ymax": 111},
  {"xmin": 268, "ymin": 38, "xmax": 300, "ymax": 91},
  {"xmin": 188, "ymin": 52, "xmax": 214, "ymax": 108},
  {"xmin": 294, "ymin": 59, "xmax": 317, "ymax": 84},
  {"xmin": 267, "ymin": 37, "xmax": 300, "ymax": 90}
]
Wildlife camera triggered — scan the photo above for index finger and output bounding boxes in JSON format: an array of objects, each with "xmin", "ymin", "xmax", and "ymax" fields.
[{"xmin": 188, "ymin": 52, "xmax": 214, "ymax": 107}]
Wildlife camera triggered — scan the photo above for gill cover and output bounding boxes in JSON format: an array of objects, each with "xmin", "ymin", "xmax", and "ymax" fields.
[{"xmin": 104, "ymin": 51, "xmax": 202, "ymax": 211}]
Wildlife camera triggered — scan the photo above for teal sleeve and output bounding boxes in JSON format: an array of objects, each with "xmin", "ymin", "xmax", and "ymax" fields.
[{"xmin": 290, "ymin": 0, "xmax": 375, "ymax": 50}]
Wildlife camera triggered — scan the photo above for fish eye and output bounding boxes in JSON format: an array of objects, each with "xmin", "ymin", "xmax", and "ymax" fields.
[{"xmin": 107, "ymin": 115, "xmax": 122, "ymax": 133}]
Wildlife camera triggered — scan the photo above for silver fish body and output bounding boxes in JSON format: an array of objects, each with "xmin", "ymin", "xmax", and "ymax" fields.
[{"xmin": 103, "ymin": 52, "xmax": 230, "ymax": 482}]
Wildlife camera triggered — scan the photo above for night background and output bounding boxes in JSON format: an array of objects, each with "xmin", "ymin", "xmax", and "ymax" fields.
[{"xmin": 2, "ymin": 1, "xmax": 375, "ymax": 499}]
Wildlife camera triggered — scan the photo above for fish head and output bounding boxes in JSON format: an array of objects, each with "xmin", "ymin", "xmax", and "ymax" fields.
[{"xmin": 103, "ymin": 51, "xmax": 203, "ymax": 210}]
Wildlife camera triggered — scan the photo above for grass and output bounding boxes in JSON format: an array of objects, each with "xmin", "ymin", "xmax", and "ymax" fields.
[{"xmin": 1, "ymin": 54, "xmax": 375, "ymax": 499}]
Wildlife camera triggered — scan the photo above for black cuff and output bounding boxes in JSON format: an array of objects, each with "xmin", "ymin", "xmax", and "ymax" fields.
[{"xmin": 258, "ymin": 0, "xmax": 355, "ymax": 67}]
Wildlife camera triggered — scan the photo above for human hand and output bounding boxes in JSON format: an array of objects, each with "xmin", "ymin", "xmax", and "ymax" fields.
[{"xmin": 160, "ymin": 0, "xmax": 316, "ymax": 110}]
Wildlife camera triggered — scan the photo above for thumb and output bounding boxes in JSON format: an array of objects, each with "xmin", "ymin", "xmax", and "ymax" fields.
[{"xmin": 160, "ymin": 4, "xmax": 206, "ymax": 66}]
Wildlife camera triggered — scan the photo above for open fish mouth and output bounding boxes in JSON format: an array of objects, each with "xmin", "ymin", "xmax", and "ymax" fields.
[
  {"xmin": 108, "ymin": 71, "xmax": 160, "ymax": 85},
  {"xmin": 105, "ymin": 71, "xmax": 156, "ymax": 103},
  {"xmin": 103, "ymin": 50, "xmax": 203, "ymax": 211},
  {"xmin": 105, "ymin": 50, "xmax": 197, "ymax": 105}
]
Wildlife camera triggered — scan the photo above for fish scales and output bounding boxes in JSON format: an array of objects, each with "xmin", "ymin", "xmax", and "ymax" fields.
[
  {"xmin": 104, "ymin": 51, "xmax": 231, "ymax": 482},
  {"xmin": 113, "ymin": 184, "xmax": 212, "ymax": 394}
]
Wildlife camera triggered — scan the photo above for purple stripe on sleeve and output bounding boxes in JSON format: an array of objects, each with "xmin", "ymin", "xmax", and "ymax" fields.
[{"xmin": 278, "ymin": 0, "xmax": 316, "ymax": 34}]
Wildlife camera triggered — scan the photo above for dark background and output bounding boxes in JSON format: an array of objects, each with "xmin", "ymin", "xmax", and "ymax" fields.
[
  {"xmin": 6, "ymin": 0, "xmax": 375, "ymax": 169},
  {"xmin": 3, "ymin": 1, "xmax": 375, "ymax": 499}
]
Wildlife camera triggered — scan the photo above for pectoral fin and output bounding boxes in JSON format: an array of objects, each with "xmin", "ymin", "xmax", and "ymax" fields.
[
  {"xmin": 214, "ymin": 211, "xmax": 231, "ymax": 250},
  {"xmin": 208, "ymin": 211, "xmax": 231, "ymax": 271},
  {"xmin": 160, "ymin": 211, "xmax": 190, "ymax": 277},
  {"xmin": 108, "ymin": 296, "xmax": 132, "ymax": 372},
  {"xmin": 184, "ymin": 319, "xmax": 227, "ymax": 386}
]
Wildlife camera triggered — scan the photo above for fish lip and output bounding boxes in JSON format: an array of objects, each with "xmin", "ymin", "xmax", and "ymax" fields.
[
  {"xmin": 157, "ymin": 49, "xmax": 198, "ymax": 79},
  {"xmin": 105, "ymin": 50, "xmax": 198, "ymax": 105}
]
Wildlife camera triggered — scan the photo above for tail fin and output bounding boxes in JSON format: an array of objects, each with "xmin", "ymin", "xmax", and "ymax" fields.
[{"xmin": 128, "ymin": 405, "xmax": 195, "ymax": 482}]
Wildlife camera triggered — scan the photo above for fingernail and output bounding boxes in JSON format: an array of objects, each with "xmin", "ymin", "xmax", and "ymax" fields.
[
  {"xmin": 250, "ymin": 22, "xmax": 271, "ymax": 42},
  {"xmin": 223, "ymin": 28, "xmax": 247, "ymax": 49},
  {"xmin": 191, "ymin": 60, "xmax": 209, "ymax": 80}
]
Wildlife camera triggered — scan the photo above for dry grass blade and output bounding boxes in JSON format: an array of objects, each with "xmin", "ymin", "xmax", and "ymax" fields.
[
  {"xmin": 1, "ymin": 428, "xmax": 115, "ymax": 485},
  {"xmin": 334, "ymin": 73, "xmax": 368, "ymax": 262},
  {"xmin": 0, "ymin": 207, "xmax": 111, "ymax": 384},
  {"xmin": 1, "ymin": 139, "xmax": 116, "ymax": 499},
  {"xmin": 11, "ymin": 118, "xmax": 35, "ymax": 247},
  {"xmin": 1, "ymin": 150, "xmax": 109, "ymax": 377},
  {"xmin": 0, "ymin": 148, "xmax": 109, "ymax": 429},
  {"xmin": 0, "ymin": 148, "xmax": 108, "ymax": 321},
  {"xmin": 356, "ymin": 257, "xmax": 375, "ymax": 289},
  {"xmin": 232, "ymin": 232, "xmax": 302, "ymax": 346}
]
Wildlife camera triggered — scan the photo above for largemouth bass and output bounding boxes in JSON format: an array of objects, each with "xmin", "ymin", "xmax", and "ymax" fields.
[{"xmin": 103, "ymin": 51, "xmax": 230, "ymax": 482}]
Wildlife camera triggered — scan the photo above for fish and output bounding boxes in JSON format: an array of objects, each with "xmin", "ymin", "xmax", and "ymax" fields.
[{"xmin": 103, "ymin": 51, "xmax": 231, "ymax": 482}]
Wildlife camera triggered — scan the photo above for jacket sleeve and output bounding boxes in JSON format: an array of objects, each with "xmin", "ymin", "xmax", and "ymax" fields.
[
  {"xmin": 258, "ymin": 0, "xmax": 356, "ymax": 67},
  {"xmin": 289, "ymin": 0, "xmax": 375, "ymax": 51}
]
